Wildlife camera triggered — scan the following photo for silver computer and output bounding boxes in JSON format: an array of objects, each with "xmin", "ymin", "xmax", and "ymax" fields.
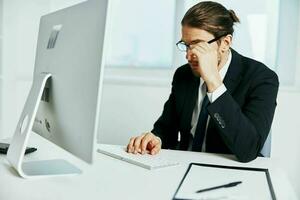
[{"xmin": 7, "ymin": 0, "xmax": 109, "ymax": 178}]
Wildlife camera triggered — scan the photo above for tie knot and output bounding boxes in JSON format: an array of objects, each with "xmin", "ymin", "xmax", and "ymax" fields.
[{"xmin": 201, "ymin": 81, "xmax": 207, "ymax": 90}]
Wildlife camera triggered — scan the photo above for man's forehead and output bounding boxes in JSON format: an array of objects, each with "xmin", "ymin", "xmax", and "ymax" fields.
[{"xmin": 181, "ymin": 26, "xmax": 213, "ymax": 43}]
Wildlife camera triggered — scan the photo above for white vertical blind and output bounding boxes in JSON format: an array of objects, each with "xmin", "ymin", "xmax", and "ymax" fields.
[{"xmin": 276, "ymin": 0, "xmax": 300, "ymax": 87}]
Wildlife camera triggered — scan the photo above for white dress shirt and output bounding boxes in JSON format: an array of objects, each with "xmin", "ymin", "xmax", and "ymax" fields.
[{"xmin": 189, "ymin": 50, "xmax": 232, "ymax": 151}]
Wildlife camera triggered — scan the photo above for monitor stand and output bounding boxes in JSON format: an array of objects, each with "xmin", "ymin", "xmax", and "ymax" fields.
[{"xmin": 7, "ymin": 73, "xmax": 82, "ymax": 178}]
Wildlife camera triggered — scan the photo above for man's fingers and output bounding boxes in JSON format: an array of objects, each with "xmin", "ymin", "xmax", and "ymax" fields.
[
  {"xmin": 127, "ymin": 133, "xmax": 161, "ymax": 155},
  {"xmin": 191, "ymin": 42, "xmax": 214, "ymax": 57},
  {"xmin": 193, "ymin": 45, "xmax": 206, "ymax": 53},
  {"xmin": 152, "ymin": 137, "xmax": 160, "ymax": 146},
  {"xmin": 190, "ymin": 46, "xmax": 206, "ymax": 58},
  {"xmin": 140, "ymin": 133, "xmax": 152, "ymax": 154},
  {"xmin": 150, "ymin": 143, "xmax": 161, "ymax": 155},
  {"xmin": 150, "ymin": 137, "xmax": 161, "ymax": 155},
  {"xmin": 133, "ymin": 135, "xmax": 144, "ymax": 154},
  {"xmin": 190, "ymin": 42, "xmax": 208, "ymax": 51},
  {"xmin": 127, "ymin": 137, "xmax": 135, "ymax": 153}
]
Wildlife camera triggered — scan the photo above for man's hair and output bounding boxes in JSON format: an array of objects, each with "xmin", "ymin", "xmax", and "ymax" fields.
[{"xmin": 181, "ymin": 1, "xmax": 240, "ymax": 38}]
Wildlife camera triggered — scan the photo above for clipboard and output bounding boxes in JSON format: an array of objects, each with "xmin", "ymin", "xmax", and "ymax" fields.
[{"xmin": 173, "ymin": 163, "xmax": 276, "ymax": 200}]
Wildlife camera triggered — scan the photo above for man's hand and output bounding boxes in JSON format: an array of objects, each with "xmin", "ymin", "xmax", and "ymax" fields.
[
  {"xmin": 189, "ymin": 42, "xmax": 222, "ymax": 92},
  {"xmin": 127, "ymin": 132, "xmax": 161, "ymax": 155}
]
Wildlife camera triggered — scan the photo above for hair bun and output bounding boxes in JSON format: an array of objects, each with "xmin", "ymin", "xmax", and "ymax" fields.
[{"xmin": 228, "ymin": 9, "xmax": 240, "ymax": 23}]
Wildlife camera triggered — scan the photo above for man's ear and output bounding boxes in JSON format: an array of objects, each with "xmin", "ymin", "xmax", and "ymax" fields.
[{"xmin": 221, "ymin": 34, "xmax": 232, "ymax": 52}]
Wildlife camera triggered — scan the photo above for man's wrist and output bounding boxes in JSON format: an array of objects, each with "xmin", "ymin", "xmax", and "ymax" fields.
[{"xmin": 206, "ymin": 75, "xmax": 222, "ymax": 93}]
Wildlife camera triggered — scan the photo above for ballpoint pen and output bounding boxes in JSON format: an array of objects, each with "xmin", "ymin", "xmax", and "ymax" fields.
[{"xmin": 196, "ymin": 181, "xmax": 242, "ymax": 193}]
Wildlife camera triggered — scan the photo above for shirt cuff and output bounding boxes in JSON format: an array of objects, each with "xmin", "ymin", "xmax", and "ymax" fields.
[{"xmin": 207, "ymin": 84, "xmax": 227, "ymax": 103}]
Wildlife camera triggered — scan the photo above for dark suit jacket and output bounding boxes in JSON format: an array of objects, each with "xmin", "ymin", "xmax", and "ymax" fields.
[{"xmin": 152, "ymin": 49, "xmax": 279, "ymax": 162}]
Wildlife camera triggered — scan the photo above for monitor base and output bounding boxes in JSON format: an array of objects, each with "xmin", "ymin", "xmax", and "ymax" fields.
[
  {"xmin": 21, "ymin": 159, "xmax": 81, "ymax": 178},
  {"xmin": 7, "ymin": 73, "xmax": 82, "ymax": 178}
]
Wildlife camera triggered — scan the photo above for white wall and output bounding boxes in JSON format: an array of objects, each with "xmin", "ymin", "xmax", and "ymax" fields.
[
  {"xmin": 276, "ymin": 0, "xmax": 300, "ymax": 86},
  {"xmin": 0, "ymin": 0, "xmax": 40, "ymax": 139},
  {"xmin": 98, "ymin": 81, "xmax": 170, "ymax": 145},
  {"xmin": 272, "ymin": 90, "xmax": 300, "ymax": 196}
]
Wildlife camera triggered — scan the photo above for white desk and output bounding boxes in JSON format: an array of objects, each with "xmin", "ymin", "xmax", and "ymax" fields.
[{"xmin": 0, "ymin": 133, "xmax": 297, "ymax": 200}]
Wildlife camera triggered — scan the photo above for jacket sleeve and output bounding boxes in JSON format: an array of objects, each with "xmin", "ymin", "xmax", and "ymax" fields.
[{"xmin": 207, "ymin": 69, "xmax": 279, "ymax": 162}]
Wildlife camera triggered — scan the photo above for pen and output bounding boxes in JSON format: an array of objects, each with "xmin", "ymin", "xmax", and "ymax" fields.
[{"xmin": 196, "ymin": 181, "xmax": 242, "ymax": 193}]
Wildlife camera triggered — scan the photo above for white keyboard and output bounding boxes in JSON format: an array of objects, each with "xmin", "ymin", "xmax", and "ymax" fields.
[{"xmin": 97, "ymin": 144, "xmax": 179, "ymax": 170}]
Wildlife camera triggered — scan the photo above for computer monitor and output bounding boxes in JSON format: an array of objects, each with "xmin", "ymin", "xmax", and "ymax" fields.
[{"xmin": 7, "ymin": 0, "xmax": 109, "ymax": 178}]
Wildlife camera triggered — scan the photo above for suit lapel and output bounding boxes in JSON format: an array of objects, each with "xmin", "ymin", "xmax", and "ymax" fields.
[{"xmin": 223, "ymin": 49, "xmax": 244, "ymax": 95}]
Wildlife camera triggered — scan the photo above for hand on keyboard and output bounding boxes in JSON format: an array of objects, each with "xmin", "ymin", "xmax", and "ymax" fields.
[
  {"xmin": 127, "ymin": 132, "xmax": 162, "ymax": 155},
  {"xmin": 98, "ymin": 144, "xmax": 179, "ymax": 170}
]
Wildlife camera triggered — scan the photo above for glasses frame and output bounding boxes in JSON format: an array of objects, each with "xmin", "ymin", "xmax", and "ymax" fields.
[{"xmin": 176, "ymin": 33, "xmax": 229, "ymax": 52}]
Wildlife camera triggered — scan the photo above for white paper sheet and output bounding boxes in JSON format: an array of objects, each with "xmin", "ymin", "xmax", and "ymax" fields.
[{"xmin": 174, "ymin": 164, "xmax": 274, "ymax": 200}]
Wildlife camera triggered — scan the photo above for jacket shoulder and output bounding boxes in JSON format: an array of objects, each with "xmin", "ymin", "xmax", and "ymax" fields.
[{"xmin": 239, "ymin": 53, "xmax": 279, "ymax": 84}]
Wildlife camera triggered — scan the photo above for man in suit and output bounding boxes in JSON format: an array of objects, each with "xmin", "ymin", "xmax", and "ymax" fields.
[{"xmin": 127, "ymin": 1, "xmax": 279, "ymax": 162}]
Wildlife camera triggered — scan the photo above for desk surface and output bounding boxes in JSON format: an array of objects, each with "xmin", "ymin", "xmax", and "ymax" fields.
[{"xmin": 0, "ymin": 133, "xmax": 297, "ymax": 200}]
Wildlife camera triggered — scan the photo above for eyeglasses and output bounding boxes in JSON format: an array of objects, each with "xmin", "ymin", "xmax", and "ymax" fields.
[{"xmin": 176, "ymin": 33, "xmax": 229, "ymax": 52}]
